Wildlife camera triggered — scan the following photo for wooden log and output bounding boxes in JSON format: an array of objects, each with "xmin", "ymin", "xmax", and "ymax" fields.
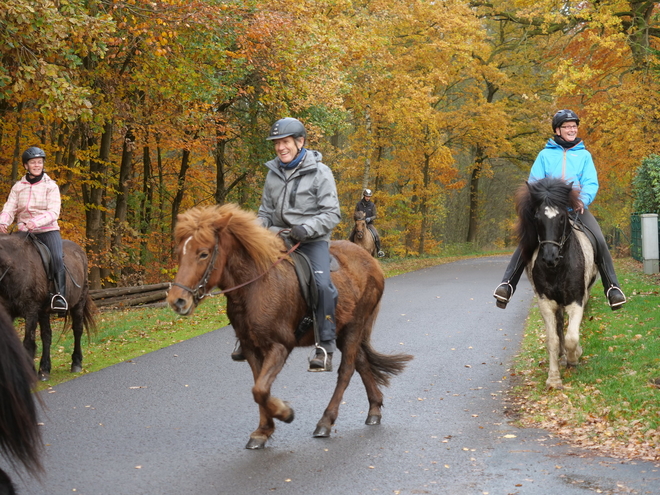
[
  {"xmin": 93, "ymin": 290, "xmax": 169, "ymax": 308},
  {"xmin": 90, "ymin": 282, "xmax": 170, "ymax": 300}
]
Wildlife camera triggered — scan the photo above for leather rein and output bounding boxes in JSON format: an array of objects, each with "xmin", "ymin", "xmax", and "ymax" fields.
[{"xmin": 171, "ymin": 232, "xmax": 300, "ymax": 306}]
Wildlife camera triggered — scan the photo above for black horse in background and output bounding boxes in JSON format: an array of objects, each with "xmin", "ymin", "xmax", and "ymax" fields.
[
  {"xmin": 0, "ymin": 234, "xmax": 96, "ymax": 381},
  {"xmin": 0, "ymin": 305, "xmax": 43, "ymax": 494},
  {"xmin": 516, "ymin": 177, "xmax": 599, "ymax": 389}
]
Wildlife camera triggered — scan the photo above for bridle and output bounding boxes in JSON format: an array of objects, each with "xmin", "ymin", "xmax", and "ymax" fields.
[
  {"xmin": 537, "ymin": 209, "xmax": 578, "ymax": 253},
  {"xmin": 170, "ymin": 232, "xmax": 300, "ymax": 306}
]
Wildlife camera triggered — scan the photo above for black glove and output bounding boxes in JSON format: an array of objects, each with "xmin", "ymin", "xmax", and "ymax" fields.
[{"xmin": 290, "ymin": 225, "xmax": 308, "ymax": 241}]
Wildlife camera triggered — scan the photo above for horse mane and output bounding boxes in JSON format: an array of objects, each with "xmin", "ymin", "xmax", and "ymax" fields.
[
  {"xmin": 515, "ymin": 177, "xmax": 581, "ymax": 262},
  {"xmin": 174, "ymin": 204, "xmax": 284, "ymax": 273},
  {"xmin": 354, "ymin": 210, "xmax": 365, "ymax": 221}
]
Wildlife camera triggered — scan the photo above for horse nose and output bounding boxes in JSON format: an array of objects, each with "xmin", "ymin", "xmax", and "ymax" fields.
[
  {"xmin": 171, "ymin": 297, "xmax": 191, "ymax": 315},
  {"xmin": 542, "ymin": 247, "xmax": 560, "ymax": 267}
]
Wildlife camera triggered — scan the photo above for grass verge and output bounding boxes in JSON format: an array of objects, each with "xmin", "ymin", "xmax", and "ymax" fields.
[{"xmin": 508, "ymin": 258, "xmax": 660, "ymax": 461}]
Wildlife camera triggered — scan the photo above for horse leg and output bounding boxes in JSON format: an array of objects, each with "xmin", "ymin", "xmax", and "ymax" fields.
[
  {"xmin": 70, "ymin": 305, "xmax": 84, "ymax": 373},
  {"xmin": 564, "ymin": 302, "xmax": 584, "ymax": 367},
  {"xmin": 313, "ymin": 337, "xmax": 358, "ymax": 437},
  {"xmin": 245, "ymin": 343, "xmax": 294, "ymax": 450},
  {"xmin": 355, "ymin": 345, "xmax": 384, "ymax": 426},
  {"xmin": 538, "ymin": 299, "xmax": 563, "ymax": 389},
  {"xmin": 37, "ymin": 313, "xmax": 52, "ymax": 381},
  {"xmin": 22, "ymin": 314, "xmax": 39, "ymax": 375}
]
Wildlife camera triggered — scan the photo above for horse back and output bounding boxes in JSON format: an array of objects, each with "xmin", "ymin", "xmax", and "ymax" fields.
[{"xmin": 329, "ymin": 240, "xmax": 384, "ymax": 301}]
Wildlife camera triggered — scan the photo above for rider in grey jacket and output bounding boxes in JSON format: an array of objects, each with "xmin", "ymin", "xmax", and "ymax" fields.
[{"xmin": 231, "ymin": 118, "xmax": 341, "ymax": 372}]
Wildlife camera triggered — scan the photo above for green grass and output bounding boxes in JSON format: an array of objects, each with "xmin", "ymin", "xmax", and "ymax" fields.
[{"xmin": 510, "ymin": 258, "xmax": 660, "ymax": 459}]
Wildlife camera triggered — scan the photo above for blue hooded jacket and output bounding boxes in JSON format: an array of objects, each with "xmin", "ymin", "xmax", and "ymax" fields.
[{"xmin": 528, "ymin": 138, "xmax": 599, "ymax": 208}]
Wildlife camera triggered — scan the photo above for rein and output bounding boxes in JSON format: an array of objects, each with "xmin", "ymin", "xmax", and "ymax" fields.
[{"xmin": 171, "ymin": 233, "xmax": 300, "ymax": 305}]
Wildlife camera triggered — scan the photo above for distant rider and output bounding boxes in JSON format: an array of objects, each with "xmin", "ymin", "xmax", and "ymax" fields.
[{"xmin": 350, "ymin": 189, "xmax": 385, "ymax": 257}]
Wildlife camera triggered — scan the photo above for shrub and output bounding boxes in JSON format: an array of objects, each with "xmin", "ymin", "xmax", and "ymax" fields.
[{"xmin": 632, "ymin": 155, "xmax": 660, "ymax": 213}]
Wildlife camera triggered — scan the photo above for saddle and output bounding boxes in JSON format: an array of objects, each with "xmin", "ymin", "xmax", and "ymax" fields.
[
  {"xmin": 571, "ymin": 216, "xmax": 598, "ymax": 257},
  {"xmin": 27, "ymin": 233, "xmax": 55, "ymax": 282}
]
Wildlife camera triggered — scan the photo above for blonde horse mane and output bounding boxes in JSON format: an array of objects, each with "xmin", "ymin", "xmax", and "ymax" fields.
[{"xmin": 174, "ymin": 204, "xmax": 285, "ymax": 273}]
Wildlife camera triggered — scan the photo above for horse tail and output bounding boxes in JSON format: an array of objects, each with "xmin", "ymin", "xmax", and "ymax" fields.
[
  {"xmin": 83, "ymin": 295, "xmax": 98, "ymax": 336},
  {"xmin": 361, "ymin": 343, "xmax": 413, "ymax": 387},
  {"xmin": 0, "ymin": 308, "xmax": 43, "ymax": 478}
]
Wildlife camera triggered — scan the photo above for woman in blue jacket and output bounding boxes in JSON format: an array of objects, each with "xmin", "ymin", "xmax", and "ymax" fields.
[{"xmin": 493, "ymin": 109, "xmax": 626, "ymax": 310}]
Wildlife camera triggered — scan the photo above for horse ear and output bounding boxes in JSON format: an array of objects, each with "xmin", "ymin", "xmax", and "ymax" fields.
[{"xmin": 213, "ymin": 211, "xmax": 233, "ymax": 232}]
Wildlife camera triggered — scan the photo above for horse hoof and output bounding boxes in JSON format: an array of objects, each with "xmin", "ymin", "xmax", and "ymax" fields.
[
  {"xmin": 282, "ymin": 408, "xmax": 295, "ymax": 424},
  {"xmin": 365, "ymin": 415, "xmax": 381, "ymax": 426},
  {"xmin": 38, "ymin": 372, "xmax": 49, "ymax": 382},
  {"xmin": 245, "ymin": 437, "xmax": 267, "ymax": 450},
  {"xmin": 313, "ymin": 424, "xmax": 331, "ymax": 438},
  {"xmin": 71, "ymin": 365, "xmax": 82, "ymax": 373}
]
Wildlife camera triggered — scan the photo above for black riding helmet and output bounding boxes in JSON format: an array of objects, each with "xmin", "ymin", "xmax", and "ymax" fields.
[
  {"xmin": 22, "ymin": 146, "xmax": 46, "ymax": 164},
  {"xmin": 552, "ymin": 109, "xmax": 580, "ymax": 132},
  {"xmin": 266, "ymin": 118, "xmax": 306, "ymax": 142}
]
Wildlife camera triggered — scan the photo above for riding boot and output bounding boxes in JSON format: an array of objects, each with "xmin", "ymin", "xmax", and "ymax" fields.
[
  {"xmin": 597, "ymin": 262, "xmax": 626, "ymax": 310},
  {"xmin": 51, "ymin": 268, "xmax": 68, "ymax": 315},
  {"xmin": 494, "ymin": 246, "xmax": 525, "ymax": 309},
  {"xmin": 375, "ymin": 239, "xmax": 385, "ymax": 258},
  {"xmin": 309, "ymin": 341, "xmax": 334, "ymax": 372}
]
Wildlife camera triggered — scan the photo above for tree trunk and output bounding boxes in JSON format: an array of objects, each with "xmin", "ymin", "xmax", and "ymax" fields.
[
  {"xmin": 84, "ymin": 121, "xmax": 113, "ymax": 289},
  {"xmin": 113, "ymin": 128, "xmax": 135, "ymax": 281}
]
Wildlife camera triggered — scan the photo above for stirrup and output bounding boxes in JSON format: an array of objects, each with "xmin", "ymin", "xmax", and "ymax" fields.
[
  {"xmin": 51, "ymin": 294, "xmax": 68, "ymax": 312},
  {"xmin": 493, "ymin": 282, "xmax": 513, "ymax": 309},
  {"xmin": 308, "ymin": 346, "xmax": 331, "ymax": 372},
  {"xmin": 606, "ymin": 286, "xmax": 626, "ymax": 309},
  {"xmin": 377, "ymin": 250, "xmax": 385, "ymax": 258}
]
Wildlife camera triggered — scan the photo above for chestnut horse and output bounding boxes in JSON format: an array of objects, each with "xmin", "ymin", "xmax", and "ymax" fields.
[
  {"xmin": 350, "ymin": 210, "xmax": 377, "ymax": 257},
  {"xmin": 516, "ymin": 178, "xmax": 598, "ymax": 389},
  {"xmin": 167, "ymin": 204, "xmax": 412, "ymax": 449},
  {"xmin": 0, "ymin": 235, "xmax": 96, "ymax": 381},
  {"xmin": 0, "ymin": 305, "xmax": 43, "ymax": 493}
]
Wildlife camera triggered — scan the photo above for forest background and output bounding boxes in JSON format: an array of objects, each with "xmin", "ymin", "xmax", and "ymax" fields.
[{"xmin": 1, "ymin": 0, "xmax": 658, "ymax": 289}]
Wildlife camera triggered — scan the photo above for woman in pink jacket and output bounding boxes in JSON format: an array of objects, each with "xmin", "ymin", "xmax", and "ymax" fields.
[{"xmin": 0, "ymin": 147, "xmax": 67, "ymax": 313}]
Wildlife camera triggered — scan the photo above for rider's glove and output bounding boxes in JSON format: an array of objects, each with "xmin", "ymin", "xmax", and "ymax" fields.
[
  {"xmin": 290, "ymin": 225, "xmax": 308, "ymax": 242},
  {"xmin": 366, "ymin": 217, "xmax": 373, "ymax": 223}
]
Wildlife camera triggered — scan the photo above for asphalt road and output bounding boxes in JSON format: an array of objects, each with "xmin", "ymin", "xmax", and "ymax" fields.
[{"xmin": 5, "ymin": 256, "xmax": 659, "ymax": 495}]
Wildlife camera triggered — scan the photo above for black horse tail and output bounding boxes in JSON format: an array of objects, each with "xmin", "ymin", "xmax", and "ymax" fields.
[
  {"xmin": 0, "ymin": 307, "xmax": 43, "ymax": 483},
  {"xmin": 361, "ymin": 342, "xmax": 413, "ymax": 388}
]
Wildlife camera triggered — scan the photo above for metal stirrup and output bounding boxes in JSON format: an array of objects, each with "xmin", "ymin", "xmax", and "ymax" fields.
[{"xmin": 493, "ymin": 282, "xmax": 513, "ymax": 302}]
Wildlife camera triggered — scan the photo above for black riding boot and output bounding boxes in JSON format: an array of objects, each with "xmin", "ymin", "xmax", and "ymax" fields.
[
  {"xmin": 375, "ymin": 239, "xmax": 385, "ymax": 258},
  {"xmin": 51, "ymin": 268, "xmax": 68, "ymax": 315},
  {"xmin": 597, "ymin": 262, "xmax": 626, "ymax": 310},
  {"xmin": 494, "ymin": 246, "xmax": 525, "ymax": 309}
]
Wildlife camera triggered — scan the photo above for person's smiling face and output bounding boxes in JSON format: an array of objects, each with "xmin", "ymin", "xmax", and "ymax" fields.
[
  {"xmin": 273, "ymin": 136, "xmax": 303, "ymax": 164},
  {"xmin": 556, "ymin": 121, "xmax": 579, "ymax": 141},
  {"xmin": 24, "ymin": 157, "xmax": 44, "ymax": 177}
]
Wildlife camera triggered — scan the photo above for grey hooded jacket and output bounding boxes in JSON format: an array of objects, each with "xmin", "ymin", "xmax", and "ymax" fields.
[{"xmin": 257, "ymin": 149, "xmax": 341, "ymax": 242}]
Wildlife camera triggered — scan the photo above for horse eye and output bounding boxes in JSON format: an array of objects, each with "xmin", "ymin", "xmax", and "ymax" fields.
[{"xmin": 199, "ymin": 252, "xmax": 209, "ymax": 260}]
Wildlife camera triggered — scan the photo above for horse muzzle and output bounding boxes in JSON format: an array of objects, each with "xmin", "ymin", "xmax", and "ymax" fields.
[{"xmin": 166, "ymin": 288, "xmax": 196, "ymax": 316}]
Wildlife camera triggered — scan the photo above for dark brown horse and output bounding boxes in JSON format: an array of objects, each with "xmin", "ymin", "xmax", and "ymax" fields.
[
  {"xmin": 167, "ymin": 204, "xmax": 412, "ymax": 449},
  {"xmin": 0, "ymin": 234, "xmax": 96, "ymax": 381},
  {"xmin": 0, "ymin": 304, "xmax": 43, "ymax": 494},
  {"xmin": 350, "ymin": 210, "xmax": 377, "ymax": 257}
]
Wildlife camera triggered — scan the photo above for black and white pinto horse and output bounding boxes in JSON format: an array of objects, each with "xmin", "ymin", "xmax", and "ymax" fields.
[{"xmin": 516, "ymin": 177, "xmax": 598, "ymax": 389}]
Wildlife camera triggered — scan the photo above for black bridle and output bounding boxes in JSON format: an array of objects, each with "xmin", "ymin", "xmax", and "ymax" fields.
[
  {"xmin": 537, "ymin": 210, "xmax": 579, "ymax": 253},
  {"xmin": 171, "ymin": 239, "xmax": 220, "ymax": 306},
  {"xmin": 170, "ymin": 232, "xmax": 300, "ymax": 306}
]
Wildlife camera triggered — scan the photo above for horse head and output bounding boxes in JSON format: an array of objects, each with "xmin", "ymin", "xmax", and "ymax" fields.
[
  {"xmin": 517, "ymin": 178, "xmax": 580, "ymax": 268},
  {"xmin": 167, "ymin": 204, "xmax": 283, "ymax": 315},
  {"xmin": 353, "ymin": 210, "xmax": 367, "ymax": 240}
]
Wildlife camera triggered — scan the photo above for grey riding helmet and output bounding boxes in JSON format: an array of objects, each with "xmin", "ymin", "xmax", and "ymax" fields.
[
  {"xmin": 22, "ymin": 146, "xmax": 46, "ymax": 164},
  {"xmin": 266, "ymin": 118, "xmax": 307, "ymax": 141}
]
